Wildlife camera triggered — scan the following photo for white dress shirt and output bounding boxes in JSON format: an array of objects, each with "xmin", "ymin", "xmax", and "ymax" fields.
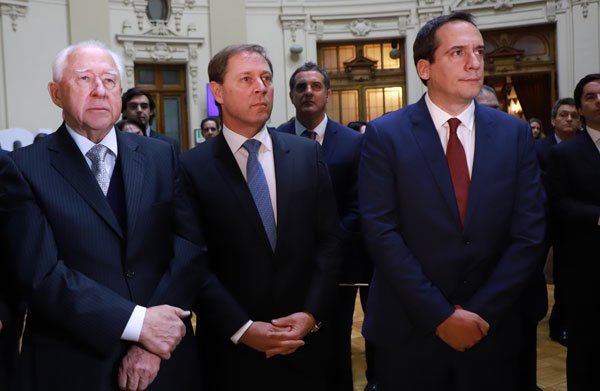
[
  {"xmin": 425, "ymin": 93, "xmax": 476, "ymax": 177},
  {"xmin": 294, "ymin": 115, "xmax": 328, "ymax": 145}
]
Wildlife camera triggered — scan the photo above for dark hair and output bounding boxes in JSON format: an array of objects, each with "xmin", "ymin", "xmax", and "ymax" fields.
[
  {"xmin": 550, "ymin": 97, "xmax": 576, "ymax": 118},
  {"xmin": 201, "ymin": 116, "xmax": 221, "ymax": 130},
  {"xmin": 413, "ymin": 12, "xmax": 477, "ymax": 85},
  {"xmin": 573, "ymin": 73, "xmax": 600, "ymax": 109},
  {"xmin": 34, "ymin": 132, "xmax": 48, "ymax": 143},
  {"xmin": 121, "ymin": 87, "xmax": 156, "ymax": 125},
  {"xmin": 289, "ymin": 62, "xmax": 330, "ymax": 91},
  {"xmin": 116, "ymin": 118, "xmax": 145, "ymax": 133},
  {"xmin": 347, "ymin": 121, "xmax": 367, "ymax": 132},
  {"xmin": 208, "ymin": 44, "xmax": 272, "ymax": 84}
]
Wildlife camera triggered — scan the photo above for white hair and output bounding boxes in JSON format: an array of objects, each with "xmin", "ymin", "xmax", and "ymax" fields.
[{"xmin": 51, "ymin": 40, "xmax": 125, "ymax": 83}]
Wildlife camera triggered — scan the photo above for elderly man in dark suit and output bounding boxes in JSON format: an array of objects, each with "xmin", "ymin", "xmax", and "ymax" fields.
[
  {"xmin": 175, "ymin": 44, "xmax": 340, "ymax": 391},
  {"xmin": 276, "ymin": 62, "xmax": 374, "ymax": 391},
  {"xmin": 0, "ymin": 41, "xmax": 198, "ymax": 391},
  {"xmin": 547, "ymin": 73, "xmax": 600, "ymax": 391},
  {"xmin": 359, "ymin": 12, "xmax": 545, "ymax": 391}
]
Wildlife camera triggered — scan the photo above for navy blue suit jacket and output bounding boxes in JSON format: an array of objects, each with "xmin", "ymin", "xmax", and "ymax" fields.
[
  {"xmin": 0, "ymin": 126, "xmax": 197, "ymax": 390},
  {"xmin": 176, "ymin": 129, "xmax": 340, "ymax": 389},
  {"xmin": 359, "ymin": 97, "xmax": 546, "ymax": 349},
  {"xmin": 547, "ymin": 130, "xmax": 600, "ymax": 328},
  {"xmin": 276, "ymin": 119, "xmax": 370, "ymax": 283}
]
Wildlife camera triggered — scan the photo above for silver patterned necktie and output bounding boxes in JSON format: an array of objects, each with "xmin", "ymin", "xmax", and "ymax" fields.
[
  {"xmin": 242, "ymin": 139, "xmax": 277, "ymax": 251},
  {"xmin": 86, "ymin": 144, "xmax": 110, "ymax": 196}
]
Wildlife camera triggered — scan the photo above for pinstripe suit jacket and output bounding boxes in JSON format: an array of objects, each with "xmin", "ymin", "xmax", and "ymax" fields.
[{"xmin": 0, "ymin": 125, "xmax": 197, "ymax": 390}]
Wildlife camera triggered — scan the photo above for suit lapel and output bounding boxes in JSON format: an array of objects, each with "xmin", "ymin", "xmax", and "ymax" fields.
[
  {"xmin": 118, "ymin": 132, "xmax": 145, "ymax": 238},
  {"xmin": 321, "ymin": 121, "xmax": 337, "ymax": 162},
  {"xmin": 212, "ymin": 134, "xmax": 271, "ymax": 245},
  {"xmin": 409, "ymin": 99, "xmax": 460, "ymax": 224},
  {"xmin": 271, "ymin": 130, "xmax": 293, "ymax": 251},
  {"xmin": 466, "ymin": 106, "xmax": 497, "ymax": 228},
  {"xmin": 49, "ymin": 125, "xmax": 123, "ymax": 238}
]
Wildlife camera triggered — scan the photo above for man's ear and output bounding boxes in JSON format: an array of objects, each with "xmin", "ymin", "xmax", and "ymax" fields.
[
  {"xmin": 48, "ymin": 81, "xmax": 63, "ymax": 109},
  {"xmin": 416, "ymin": 59, "xmax": 431, "ymax": 83},
  {"xmin": 210, "ymin": 81, "xmax": 224, "ymax": 106}
]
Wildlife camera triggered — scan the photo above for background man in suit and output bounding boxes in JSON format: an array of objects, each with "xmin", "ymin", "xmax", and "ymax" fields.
[
  {"xmin": 276, "ymin": 62, "xmax": 375, "ymax": 391},
  {"xmin": 535, "ymin": 97, "xmax": 581, "ymax": 349},
  {"xmin": 475, "ymin": 84, "xmax": 501, "ymax": 110},
  {"xmin": 200, "ymin": 116, "xmax": 221, "ymax": 140},
  {"xmin": 359, "ymin": 12, "xmax": 545, "ymax": 390},
  {"xmin": 547, "ymin": 73, "xmax": 600, "ymax": 391},
  {"xmin": 122, "ymin": 87, "xmax": 181, "ymax": 154},
  {"xmin": 176, "ymin": 44, "xmax": 340, "ymax": 390},
  {"xmin": 0, "ymin": 41, "xmax": 196, "ymax": 390},
  {"xmin": 478, "ymin": 83, "xmax": 547, "ymax": 391}
]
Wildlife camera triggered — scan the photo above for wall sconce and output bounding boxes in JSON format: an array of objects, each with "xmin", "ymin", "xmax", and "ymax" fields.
[{"xmin": 290, "ymin": 44, "xmax": 303, "ymax": 54}]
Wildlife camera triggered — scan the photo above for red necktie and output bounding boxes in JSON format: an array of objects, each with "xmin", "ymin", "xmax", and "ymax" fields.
[
  {"xmin": 301, "ymin": 130, "xmax": 317, "ymax": 140},
  {"xmin": 446, "ymin": 118, "xmax": 470, "ymax": 225}
]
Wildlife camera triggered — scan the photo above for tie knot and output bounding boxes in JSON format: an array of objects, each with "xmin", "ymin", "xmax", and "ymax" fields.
[
  {"xmin": 448, "ymin": 118, "xmax": 461, "ymax": 134},
  {"xmin": 243, "ymin": 139, "xmax": 261, "ymax": 155},
  {"xmin": 86, "ymin": 144, "xmax": 109, "ymax": 163},
  {"xmin": 301, "ymin": 130, "xmax": 317, "ymax": 140}
]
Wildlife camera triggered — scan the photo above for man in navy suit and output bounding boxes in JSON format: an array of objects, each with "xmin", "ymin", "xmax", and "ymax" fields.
[
  {"xmin": 359, "ymin": 12, "xmax": 545, "ymax": 390},
  {"xmin": 276, "ymin": 62, "xmax": 374, "ymax": 391},
  {"xmin": 546, "ymin": 73, "xmax": 600, "ymax": 391},
  {"xmin": 0, "ymin": 41, "xmax": 198, "ymax": 390},
  {"xmin": 176, "ymin": 44, "xmax": 340, "ymax": 390},
  {"xmin": 535, "ymin": 97, "xmax": 581, "ymax": 349}
]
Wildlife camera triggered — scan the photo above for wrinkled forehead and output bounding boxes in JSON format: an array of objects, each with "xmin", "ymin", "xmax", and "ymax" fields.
[{"xmin": 66, "ymin": 46, "xmax": 118, "ymax": 74}]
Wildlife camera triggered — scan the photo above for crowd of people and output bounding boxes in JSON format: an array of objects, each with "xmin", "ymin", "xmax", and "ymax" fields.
[{"xmin": 1, "ymin": 10, "xmax": 599, "ymax": 391}]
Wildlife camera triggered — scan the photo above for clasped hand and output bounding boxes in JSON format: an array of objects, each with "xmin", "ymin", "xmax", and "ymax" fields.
[
  {"xmin": 240, "ymin": 311, "xmax": 316, "ymax": 358},
  {"xmin": 435, "ymin": 306, "xmax": 489, "ymax": 352}
]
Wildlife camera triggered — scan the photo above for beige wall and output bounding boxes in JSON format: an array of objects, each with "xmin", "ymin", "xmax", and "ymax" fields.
[
  {"xmin": 68, "ymin": 0, "xmax": 110, "ymax": 43},
  {"xmin": 209, "ymin": 0, "xmax": 246, "ymax": 55}
]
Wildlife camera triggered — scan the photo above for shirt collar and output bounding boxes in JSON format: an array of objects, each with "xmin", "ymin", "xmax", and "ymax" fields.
[
  {"xmin": 222, "ymin": 125, "xmax": 273, "ymax": 155},
  {"xmin": 65, "ymin": 124, "xmax": 118, "ymax": 158},
  {"xmin": 425, "ymin": 93, "xmax": 475, "ymax": 132},
  {"xmin": 586, "ymin": 125, "xmax": 600, "ymax": 144},
  {"xmin": 294, "ymin": 115, "xmax": 328, "ymax": 139}
]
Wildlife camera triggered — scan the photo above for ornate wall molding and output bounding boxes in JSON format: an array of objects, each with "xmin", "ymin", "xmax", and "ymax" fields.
[
  {"xmin": 0, "ymin": 0, "xmax": 28, "ymax": 32},
  {"xmin": 115, "ymin": 34, "xmax": 204, "ymax": 102}
]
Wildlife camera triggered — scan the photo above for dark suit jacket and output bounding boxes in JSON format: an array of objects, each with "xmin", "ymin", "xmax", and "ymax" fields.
[
  {"xmin": 149, "ymin": 129, "xmax": 181, "ymax": 154},
  {"xmin": 176, "ymin": 129, "xmax": 340, "ymax": 390},
  {"xmin": 546, "ymin": 130, "xmax": 600, "ymax": 331},
  {"xmin": 359, "ymin": 97, "xmax": 545, "ymax": 352},
  {"xmin": 276, "ymin": 119, "xmax": 370, "ymax": 283},
  {"xmin": 0, "ymin": 148, "xmax": 19, "ymax": 390},
  {"xmin": 0, "ymin": 125, "xmax": 197, "ymax": 390}
]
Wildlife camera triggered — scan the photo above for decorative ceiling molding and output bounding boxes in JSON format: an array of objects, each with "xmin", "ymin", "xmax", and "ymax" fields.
[{"xmin": 0, "ymin": 0, "xmax": 28, "ymax": 32}]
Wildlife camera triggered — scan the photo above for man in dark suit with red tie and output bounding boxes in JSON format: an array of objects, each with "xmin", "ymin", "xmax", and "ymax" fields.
[
  {"xmin": 359, "ymin": 12, "xmax": 545, "ymax": 390},
  {"xmin": 0, "ymin": 41, "xmax": 198, "ymax": 390},
  {"xmin": 276, "ymin": 62, "xmax": 375, "ymax": 391},
  {"xmin": 175, "ymin": 44, "xmax": 340, "ymax": 391}
]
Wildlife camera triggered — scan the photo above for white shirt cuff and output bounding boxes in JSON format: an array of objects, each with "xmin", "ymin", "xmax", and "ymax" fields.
[
  {"xmin": 231, "ymin": 320, "xmax": 253, "ymax": 344},
  {"xmin": 121, "ymin": 305, "xmax": 146, "ymax": 342}
]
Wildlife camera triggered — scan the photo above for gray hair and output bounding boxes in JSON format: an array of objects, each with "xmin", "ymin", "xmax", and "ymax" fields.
[{"xmin": 52, "ymin": 40, "xmax": 125, "ymax": 83}]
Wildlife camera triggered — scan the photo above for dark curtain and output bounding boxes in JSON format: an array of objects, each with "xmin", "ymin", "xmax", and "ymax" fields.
[{"xmin": 512, "ymin": 73, "xmax": 552, "ymax": 136}]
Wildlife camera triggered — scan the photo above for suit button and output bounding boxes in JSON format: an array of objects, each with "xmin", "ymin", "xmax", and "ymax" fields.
[
  {"xmin": 464, "ymin": 238, "xmax": 471, "ymax": 245},
  {"xmin": 126, "ymin": 270, "xmax": 135, "ymax": 278}
]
